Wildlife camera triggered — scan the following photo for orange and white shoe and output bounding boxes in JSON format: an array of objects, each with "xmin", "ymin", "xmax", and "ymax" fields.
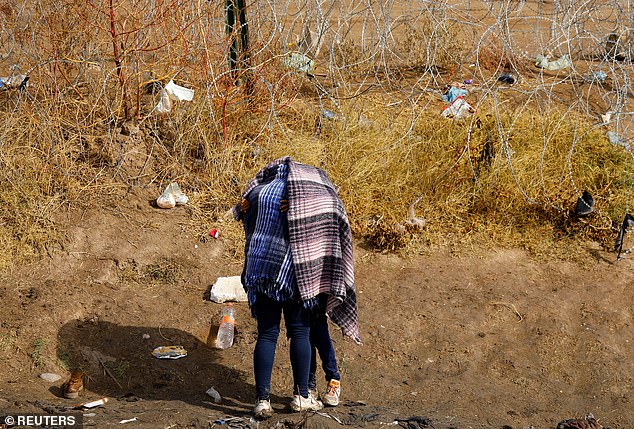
[{"xmin": 322, "ymin": 379, "xmax": 340, "ymax": 407}]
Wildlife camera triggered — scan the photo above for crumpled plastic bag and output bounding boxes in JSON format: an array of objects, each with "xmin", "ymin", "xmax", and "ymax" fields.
[
  {"xmin": 589, "ymin": 70, "xmax": 607, "ymax": 82},
  {"xmin": 535, "ymin": 54, "xmax": 572, "ymax": 71},
  {"xmin": 156, "ymin": 80, "xmax": 195, "ymax": 113},
  {"xmin": 441, "ymin": 86, "xmax": 468, "ymax": 103},
  {"xmin": 156, "ymin": 182, "xmax": 189, "ymax": 209},
  {"xmin": 206, "ymin": 387, "xmax": 222, "ymax": 403},
  {"xmin": 607, "ymin": 131, "xmax": 630, "ymax": 151},
  {"xmin": 0, "ymin": 73, "xmax": 27, "ymax": 90},
  {"xmin": 283, "ymin": 52, "xmax": 315, "ymax": 75},
  {"xmin": 441, "ymin": 97, "xmax": 475, "ymax": 119}
]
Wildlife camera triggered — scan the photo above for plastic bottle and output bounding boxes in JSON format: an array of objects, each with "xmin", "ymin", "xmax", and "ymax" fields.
[{"xmin": 215, "ymin": 303, "xmax": 235, "ymax": 349}]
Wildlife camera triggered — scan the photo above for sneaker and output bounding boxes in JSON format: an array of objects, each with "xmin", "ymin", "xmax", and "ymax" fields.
[
  {"xmin": 253, "ymin": 399, "xmax": 273, "ymax": 419},
  {"xmin": 290, "ymin": 394, "xmax": 323, "ymax": 412},
  {"xmin": 308, "ymin": 387, "xmax": 319, "ymax": 401},
  {"xmin": 322, "ymin": 379, "xmax": 340, "ymax": 407},
  {"xmin": 63, "ymin": 370, "xmax": 85, "ymax": 399}
]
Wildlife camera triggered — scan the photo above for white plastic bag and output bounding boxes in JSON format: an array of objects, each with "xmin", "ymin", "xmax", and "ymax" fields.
[
  {"xmin": 535, "ymin": 54, "xmax": 572, "ymax": 71},
  {"xmin": 165, "ymin": 80, "xmax": 194, "ymax": 101},
  {"xmin": 155, "ymin": 88, "xmax": 172, "ymax": 114},
  {"xmin": 155, "ymin": 80, "xmax": 194, "ymax": 113},
  {"xmin": 206, "ymin": 387, "xmax": 222, "ymax": 403},
  {"xmin": 156, "ymin": 182, "xmax": 188, "ymax": 209},
  {"xmin": 441, "ymin": 97, "xmax": 475, "ymax": 119}
]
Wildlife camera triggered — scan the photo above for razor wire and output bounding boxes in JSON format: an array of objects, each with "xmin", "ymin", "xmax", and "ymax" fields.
[{"xmin": 0, "ymin": 0, "xmax": 634, "ymax": 222}]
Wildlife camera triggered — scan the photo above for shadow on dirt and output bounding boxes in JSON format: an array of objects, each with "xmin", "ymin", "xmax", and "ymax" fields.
[{"xmin": 55, "ymin": 319, "xmax": 280, "ymax": 415}]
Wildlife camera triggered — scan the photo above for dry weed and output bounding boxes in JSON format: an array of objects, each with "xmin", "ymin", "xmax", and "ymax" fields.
[{"xmin": 0, "ymin": 0, "xmax": 631, "ymax": 268}]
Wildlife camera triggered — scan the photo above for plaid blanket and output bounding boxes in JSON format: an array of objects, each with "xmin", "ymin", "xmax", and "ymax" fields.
[
  {"xmin": 234, "ymin": 157, "xmax": 360, "ymax": 343},
  {"xmin": 241, "ymin": 163, "xmax": 297, "ymax": 308}
]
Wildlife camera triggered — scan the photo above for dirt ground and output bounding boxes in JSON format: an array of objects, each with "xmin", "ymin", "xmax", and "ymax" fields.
[{"xmin": 0, "ymin": 187, "xmax": 633, "ymax": 429}]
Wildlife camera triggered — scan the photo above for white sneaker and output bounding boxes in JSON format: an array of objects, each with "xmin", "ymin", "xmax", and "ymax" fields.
[
  {"xmin": 322, "ymin": 379, "xmax": 341, "ymax": 406},
  {"xmin": 253, "ymin": 399, "xmax": 273, "ymax": 419},
  {"xmin": 308, "ymin": 387, "xmax": 319, "ymax": 401},
  {"xmin": 290, "ymin": 394, "xmax": 323, "ymax": 412}
]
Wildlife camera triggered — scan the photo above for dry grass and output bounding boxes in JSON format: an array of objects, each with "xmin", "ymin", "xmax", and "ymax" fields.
[
  {"xmin": 0, "ymin": 0, "xmax": 631, "ymax": 268},
  {"xmin": 1, "ymin": 73, "xmax": 630, "ymax": 267}
]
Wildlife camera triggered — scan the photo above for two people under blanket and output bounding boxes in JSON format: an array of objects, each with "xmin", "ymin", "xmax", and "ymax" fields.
[{"xmin": 233, "ymin": 156, "xmax": 360, "ymax": 419}]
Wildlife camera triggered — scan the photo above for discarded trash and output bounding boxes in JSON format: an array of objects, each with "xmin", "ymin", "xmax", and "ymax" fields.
[
  {"xmin": 590, "ymin": 70, "xmax": 607, "ymax": 82},
  {"xmin": 39, "ymin": 373, "xmax": 62, "ymax": 382},
  {"xmin": 63, "ymin": 370, "xmax": 85, "ymax": 399},
  {"xmin": 601, "ymin": 112, "xmax": 612, "ymax": 124},
  {"xmin": 607, "ymin": 131, "xmax": 630, "ymax": 150},
  {"xmin": 215, "ymin": 303, "xmax": 236, "ymax": 349},
  {"xmin": 119, "ymin": 417, "xmax": 138, "ymax": 424},
  {"xmin": 316, "ymin": 412, "xmax": 343, "ymax": 424},
  {"xmin": 441, "ymin": 86, "xmax": 468, "ymax": 103},
  {"xmin": 165, "ymin": 80, "xmax": 194, "ymax": 101},
  {"xmin": 152, "ymin": 345, "xmax": 188, "ymax": 359},
  {"xmin": 615, "ymin": 213, "xmax": 634, "ymax": 260},
  {"xmin": 209, "ymin": 228, "xmax": 220, "ymax": 239},
  {"xmin": 79, "ymin": 398, "xmax": 109, "ymax": 409},
  {"xmin": 573, "ymin": 190, "xmax": 594, "ymax": 217},
  {"xmin": 322, "ymin": 109, "xmax": 338, "ymax": 120},
  {"xmin": 283, "ymin": 52, "xmax": 315, "ymax": 75},
  {"xmin": 535, "ymin": 54, "xmax": 572, "ymax": 71},
  {"xmin": 464, "ymin": 79, "xmax": 473, "ymax": 85},
  {"xmin": 209, "ymin": 276, "xmax": 248, "ymax": 303},
  {"xmin": 156, "ymin": 89, "xmax": 172, "ymax": 114},
  {"xmin": 142, "ymin": 333, "xmax": 150, "ymax": 340},
  {"xmin": 441, "ymin": 97, "xmax": 475, "ymax": 119},
  {"xmin": 156, "ymin": 182, "xmax": 188, "ymax": 209},
  {"xmin": 556, "ymin": 413, "xmax": 603, "ymax": 429},
  {"xmin": 0, "ymin": 74, "xmax": 28, "ymax": 90},
  {"xmin": 497, "ymin": 74, "xmax": 515, "ymax": 84},
  {"xmin": 404, "ymin": 217, "xmax": 425, "ymax": 230},
  {"xmin": 395, "ymin": 416, "xmax": 433, "ymax": 429},
  {"xmin": 213, "ymin": 417, "xmax": 241, "ymax": 425},
  {"xmin": 155, "ymin": 79, "xmax": 194, "ymax": 113},
  {"xmin": 206, "ymin": 386, "xmax": 222, "ymax": 403}
]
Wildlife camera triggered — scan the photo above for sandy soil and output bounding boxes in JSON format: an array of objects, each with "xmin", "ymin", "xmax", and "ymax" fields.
[{"xmin": 0, "ymin": 187, "xmax": 633, "ymax": 429}]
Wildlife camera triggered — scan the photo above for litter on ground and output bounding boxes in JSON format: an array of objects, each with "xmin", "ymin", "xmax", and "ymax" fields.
[
  {"xmin": 535, "ymin": 54, "xmax": 572, "ymax": 70},
  {"xmin": 151, "ymin": 345, "xmax": 188, "ymax": 359},
  {"xmin": 441, "ymin": 97, "xmax": 475, "ymax": 119},
  {"xmin": 156, "ymin": 182, "xmax": 189, "ymax": 209},
  {"xmin": 156, "ymin": 80, "xmax": 195, "ymax": 113},
  {"xmin": 209, "ymin": 276, "xmax": 248, "ymax": 303}
]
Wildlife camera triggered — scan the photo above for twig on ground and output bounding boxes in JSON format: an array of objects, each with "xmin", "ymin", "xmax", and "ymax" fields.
[
  {"xmin": 97, "ymin": 356, "xmax": 123, "ymax": 389},
  {"xmin": 489, "ymin": 301, "xmax": 523, "ymax": 322},
  {"xmin": 158, "ymin": 325, "xmax": 176, "ymax": 342}
]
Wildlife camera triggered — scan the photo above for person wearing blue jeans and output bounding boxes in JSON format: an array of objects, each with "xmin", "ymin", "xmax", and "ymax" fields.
[
  {"xmin": 309, "ymin": 297, "xmax": 342, "ymax": 406},
  {"xmin": 234, "ymin": 162, "xmax": 323, "ymax": 419},
  {"xmin": 253, "ymin": 294, "xmax": 312, "ymax": 401}
]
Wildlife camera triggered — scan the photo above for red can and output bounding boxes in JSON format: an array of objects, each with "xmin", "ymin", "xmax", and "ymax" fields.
[{"xmin": 209, "ymin": 228, "xmax": 219, "ymax": 239}]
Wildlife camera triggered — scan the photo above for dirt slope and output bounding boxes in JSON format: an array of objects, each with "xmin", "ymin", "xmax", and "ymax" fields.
[{"xmin": 1, "ymin": 187, "xmax": 633, "ymax": 429}]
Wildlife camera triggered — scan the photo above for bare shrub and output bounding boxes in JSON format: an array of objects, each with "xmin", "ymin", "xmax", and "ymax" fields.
[{"xmin": 398, "ymin": 16, "xmax": 466, "ymax": 74}]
